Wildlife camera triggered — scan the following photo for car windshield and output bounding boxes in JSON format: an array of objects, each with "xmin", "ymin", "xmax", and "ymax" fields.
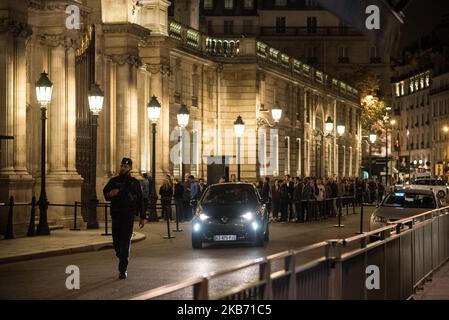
[
  {"xmin": 382, "ymin": 192, "xmax": 436, "ymax": 209},
  {"xmin": 201, "ymin": 185, "xmax": 258, "ymax": 205}
]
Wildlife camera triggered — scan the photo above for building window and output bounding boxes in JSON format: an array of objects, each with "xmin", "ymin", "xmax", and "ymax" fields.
[
  {"xmin": 285, "ymin": 136, "xmax": 290, "ymax": 175},
  {"xmin": 244, "ymin": 0, "xmax": 253, "ymax": 9},
  {"xmin": 224, "ymin": 20, "xmax": 234, "ymax": 34},
  {"xmin": 306, "ymin": 0, "xmax": 319, "ymax": 7},
  {"xmin": 275, "ymin": 0, "xmax": 287, "ymax": 6},
  {"xmin": 338, "ymin": 47, "xmax": 349, "ymax": 63},
  {"xmin": 307, "ymin": 17, "xmax": 317, "ymax": 33},
  {"xmin": 276, "ymin": 17, "xmax": 286, "ymax": 33},
  {"xmin": 224, "ymin": 0, "xmax": 233, "ymax": 10},
  {"xmin": 259, "ymin": 130, "xmax": 267, "ymax": 176},
  {"xmin": 204, "ymin": 0, "xmax": 213, "ymax": 10}
]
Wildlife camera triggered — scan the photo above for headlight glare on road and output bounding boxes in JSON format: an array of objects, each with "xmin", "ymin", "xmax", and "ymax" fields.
[
  {"xmin": 193, "ymin": 223, "xmax": 201, "ymax": 232},
  {"xmin": 252, "ymin": 221, "xmax": 259, "ymax": 230},
  {"xmin": 199, "ymin": 213, "xmax": 210, "ymax": 221},
  {"xmin": 242, "ymin": 212, "xmax": 254, "ymax": 221}
]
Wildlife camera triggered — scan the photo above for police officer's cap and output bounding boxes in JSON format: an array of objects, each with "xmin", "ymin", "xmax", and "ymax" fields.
[{"xmin": 121, "ymin": 157, "xmax": 133, "ymax": 166}]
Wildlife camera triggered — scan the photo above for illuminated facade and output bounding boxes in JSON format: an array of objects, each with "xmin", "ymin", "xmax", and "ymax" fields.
[{"xmin": 0, "ymin": 0, "xmax": 360, "ymax": 233}]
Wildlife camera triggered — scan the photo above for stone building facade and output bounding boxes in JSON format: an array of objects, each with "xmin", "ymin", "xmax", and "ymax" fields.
[{"xmin": 0, "ymin": 0, "xmax": 360, "ymax": 233}]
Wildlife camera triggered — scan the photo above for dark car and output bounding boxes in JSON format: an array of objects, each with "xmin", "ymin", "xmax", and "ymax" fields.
[
  {"xmin": 191, "ymin": 183, "xmax": 269, "ymax": 249},
  {"xmin": 370, "ymin": 189, "xmax": 441, "ymax": 230}
]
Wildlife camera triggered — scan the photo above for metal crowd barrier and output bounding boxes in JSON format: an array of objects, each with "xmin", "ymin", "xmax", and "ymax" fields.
[
  {"xmin": 130, "ymin": 205, "xmax": 449, "ymax": 300},
  {"xmin": 0, "ymin": 197, "xmax": 177, "ymax": 239}
]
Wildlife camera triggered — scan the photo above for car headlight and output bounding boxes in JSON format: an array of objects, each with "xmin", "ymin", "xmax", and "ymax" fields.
[
  {"xmin": 251, "ymin": 221, "xmax": 259, "ymax": 230},
  {"xmin": 242, "ymin": 212, "xmax": 254, "ymax": 221},
  {"xmin": 199, "ymin": 213, "xmax": 210, "ymax": 221},
  {"xmin": 372, "ymin": 215, "xmax": 388, "ymax": 223},
  {"xmin": 193, "ymin": 223, "xmax": 201, "ymax": 232}
]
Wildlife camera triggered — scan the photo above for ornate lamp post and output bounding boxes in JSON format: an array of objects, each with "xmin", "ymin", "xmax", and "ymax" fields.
[
  {"xmin": 369, "ymin": 133, "xmax": 378, "ymax": 179},
  {"xmin": 147, "ymin": 96, "xmax": 161, "ymax": 222},
  {"xmin": 337, "ymin": 124, "xmax": 345, "ymax": 137},
  {"xmin": 271, "ymin": 104, "xmax": 282, "ymax": 123},
  {"xmin": 35, "ymin": 71, "xmax": 53, "ymax": 236},
  {"xmin": 234, "ymin": 116, "xmax": 245, "ymax": 181},
  {"xmin": 87, "ymin": 83, "xmax": 104, "ymax": 229},
  {"xmin": 325, "ymin": 116, "xmax": 334, "ymax": 135},
  {"xmin": 177, "ymin": 104, "xmax": 190, "ymax": 180}
]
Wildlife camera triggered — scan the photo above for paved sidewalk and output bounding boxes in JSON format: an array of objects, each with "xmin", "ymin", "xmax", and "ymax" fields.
[
  {"xmin": 414, "ymin": 260, "xmax": 449, "ymax": 300},
  {"xmin": 0, "ymin": 224, "xmax": 146, "ymax": 264}
]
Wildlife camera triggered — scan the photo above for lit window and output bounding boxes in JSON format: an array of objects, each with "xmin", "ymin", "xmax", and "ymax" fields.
[
  {"xmin": 425, "ymin": 75, "xmax": 430, "ymax": 87},
  {"xmin": 224, "ymin": 0, "xmax": 233, "ymax": 10},
  {"xmin": 395, "ymin": 83, "xmax": 400, "ymax": 97},
  {"xmin": 420, "ymin": 77, "xmax": 424, "ymax": 89},
  {"xmin": 400, "ymin": 82, "xmax": 404, "ymax": 95},
  {"xmin": 204, "ymin": 0, "xmax": 213, "ymax": 10},
  {"xmin": 244, "ymin": 0, "xmax": 253, "ymax": 9},
  {"xmin": 275, "ymin": 0, "xmax": 287, "ymax": 6}
]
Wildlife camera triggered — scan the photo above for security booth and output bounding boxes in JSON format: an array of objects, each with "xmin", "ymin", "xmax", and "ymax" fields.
[{"xmin": 206, "ymin": 156, "xmax": 231, "ymax": 185}]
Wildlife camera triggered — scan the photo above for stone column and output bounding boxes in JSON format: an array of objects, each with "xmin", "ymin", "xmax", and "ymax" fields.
[
  {"xmin": 0, "ymin": 2, "xmax": 34, "ymax": 235},
  {"xmin": 102, "ymin": 23, "xmax": 151, "ymax": 174}
]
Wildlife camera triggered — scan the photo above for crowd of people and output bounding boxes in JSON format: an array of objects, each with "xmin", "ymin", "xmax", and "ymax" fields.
[{"xmin": 138, "ymin": 173, "xmax": 387, "ymax": 224}]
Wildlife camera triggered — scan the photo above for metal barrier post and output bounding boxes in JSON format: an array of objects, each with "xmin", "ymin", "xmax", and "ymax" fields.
[
  {"xmin": 27, "ymin": 196, "xmax": 36, "ymax": 237},
  {"xmin": 173, "ymin": 201, "xmax": 183, "ymax": 233},
  {"xmin": 101, "ymin": 205, "xmax": 111, "ymax": 236},
  {"xmin": 352, "ymin": 196, "xmax": 356, "ymax": 215},
  {"xmin": 346, "ymin": 198, "xmax": 349, "ymax": 217},
  {"xmin": 356, "ymin": 201, "xmax": 364, "ymax": 234},
  {"xmin": 334, "ymin": 197, "xmax": 344, "ymax": 228},
  {"xmin": 163, "ymin": 205, "xmax": 175, "ymax": 239},
  {"xmin": 193, "ymin": 277, "xmax": 209, "ymax": 300},
  {"xmin": 70, "ymin": 201, "xmax": 81, "ymax": 231},
  {"xmin": 5, "ymin": 196, "xmax": 14, "ymax": 239}
]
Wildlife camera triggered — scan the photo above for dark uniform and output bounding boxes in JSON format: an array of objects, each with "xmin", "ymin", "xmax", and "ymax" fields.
[{"xmin": 103, "ymin": 158, "xmax": 144, "ymax": 278}]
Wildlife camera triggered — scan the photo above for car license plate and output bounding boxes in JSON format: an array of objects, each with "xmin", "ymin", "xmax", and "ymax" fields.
[{"xmin": 214, "ymin": 235, "xmax": 237, "ymax": 241}]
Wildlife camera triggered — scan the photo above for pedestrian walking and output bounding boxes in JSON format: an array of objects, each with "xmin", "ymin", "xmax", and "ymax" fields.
[
  {"xmin": 103, "ymin": 157, "xmax": 145, "ymax": 279},
  {"xmin": 159, "ymin": 179, "xmax": 174, "ymax": 221}
]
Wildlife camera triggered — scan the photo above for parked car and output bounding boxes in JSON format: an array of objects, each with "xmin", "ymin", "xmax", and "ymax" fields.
[
  {"xmin": 370, "ymin": 189, "xmax": 441, "ymax": 230},
  {"xmin": 191, "ymin": 183, "xmax": 269, "ymax": 249},
  {"xmin": 406, "ymin": 178, "xmax": 449, "ymax": 199}
]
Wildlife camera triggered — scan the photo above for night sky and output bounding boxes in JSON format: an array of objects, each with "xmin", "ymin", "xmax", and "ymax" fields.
[{"xmin": 400, "ymin": 0, "xmax": 449, "ymax": 49}]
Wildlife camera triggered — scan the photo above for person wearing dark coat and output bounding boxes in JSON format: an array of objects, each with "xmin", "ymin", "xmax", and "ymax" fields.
[
  {"xmin": 280, "ymin": 181, "xmax": 290, "ymax": 222},
  {"xmin": 173, "ymin": 178, "xmax": 184, "ymax": 223},
  {"xmin": 103, "ymin": 157, "xmax": 145, "ymax": 279},
  {"xmin": 159, "ymin": 179, "xmax": 174, "ymax": 221},
  {"xmin": 293, "ymin": 177, "xmax": 304, "ymax": 222},
  {"xmin": 270, "ymin": 180, "xmax": 281, "ymax": 221}
]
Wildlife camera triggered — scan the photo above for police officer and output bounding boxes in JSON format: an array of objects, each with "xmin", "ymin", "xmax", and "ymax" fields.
[{"xmin": 103, "ymin": 157, "xmax": 145, "ymax": 279}]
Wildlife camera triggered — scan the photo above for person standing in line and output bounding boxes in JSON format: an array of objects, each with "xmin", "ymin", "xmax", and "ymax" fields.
[
  {"xmin": 270, "ymin": 180, "xmax": 281, "ymax": 222},
  {"xmin": 293, "ymin": 177, "xmax": 303, "ymax": 222},
  {"xmin": 159, "ymin": 179, "xmax": 174, "ymax": 221},
  {"xmin": 140, "ymin": 172, "xmax": 150, "ymax": 217},
  {"xmin": 173, "ymin": 178, "xmax": 184, "ymax": 223},
  {"xmin": 103, "ymin": 158, "xmax": 145, "ymax": 280}
]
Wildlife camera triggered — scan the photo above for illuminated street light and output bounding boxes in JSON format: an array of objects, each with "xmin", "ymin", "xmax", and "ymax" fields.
[
  {"xmin": 325, "ymin": 116, "xmax": 334, "ymax": 135},
  {"xmin": 337, "ymin": 124, "xmax": 345, "ymax": 137},
  {"xmin": 271, "ymin": 104, "xmax": 282, "ymax": 123},
  {"xmin": 234, "ymin": 116, "xmax": 245, "ymax": 181}
]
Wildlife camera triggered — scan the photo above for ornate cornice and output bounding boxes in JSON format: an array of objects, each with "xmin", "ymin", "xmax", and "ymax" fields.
[
  {"xmin": 102, "ymin": 23, "xmax": 151, "ymax": 40},
  {"xmin": 141, "ymin": 62, "xmax": 170, "ymax": 76},
  {"xmin": 36, "ymin": 32, "xmax": 78, "ymax": 49},
  {"xmin": 28, "ymin": 0, "xmax": 90, "ymax": 13},
  {"xmin": 0, "ymin": 18, "xmax": 33, "ymax": 38},
  {"xmin": 106, "ymin": 54, "xmax": 142, "ymax": 67}
]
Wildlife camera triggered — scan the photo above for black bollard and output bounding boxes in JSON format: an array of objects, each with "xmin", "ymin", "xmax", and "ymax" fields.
[
  {"xmin": 101, "ymin": 205, "xmax": 111, "ymax": 236},
  {"xmin": 5, "ymin": 196, "xmax": 14, "ymax": 239},
  {"xmin": 173, "ymin": 202, "xmax": 183, "ymax": 232},
  {"xmin": 352, "ymin": 196, "xmax": 356, "ymax": 215},
  {"xmin": 27, "ymin": 196, "xmax": 36, "ymax": 237},
  {"xmin": 163, "ymin": 208, "xmax": 175, "ymax": 239},
  {"xmin": 70, "ymin": 201, "xmax": 81, "ymax": 231},
  {"xmin": 357, "ymin": 201, "xmax": 364, "ymax": 234}
]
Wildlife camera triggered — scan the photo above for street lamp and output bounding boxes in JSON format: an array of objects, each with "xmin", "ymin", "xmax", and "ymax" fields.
[
  {"xmin": 368, "ymin": 133, "xmax": 377, "ymax": 179},
  {"xmin": 147, "ymin": 95, "xmax": 161, "ymax": 222},
  {"xmin": 325, "ymin": 116, "xmax": 334, "ymax": 135},
  {"xmin": 234, "ymin": 116, "xmax": 245, "ymax": 181},
  {"xmin": 35, "ymin": 71, "xmax": 53, "ymax": 236},
  {"xmin": 177, "ymin": 104, "xmax": 190, "ymax": 181},
  {"xmin": 337, "ymin": 124, "xmax": 345, "ymax": 137},
  {"xmin": 271, "ymin": 104, "xmax": 282, "ymax": 123},
  {"xmin": 87, "ymin": 83, "xmax": 104, "ymax": 229}
]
